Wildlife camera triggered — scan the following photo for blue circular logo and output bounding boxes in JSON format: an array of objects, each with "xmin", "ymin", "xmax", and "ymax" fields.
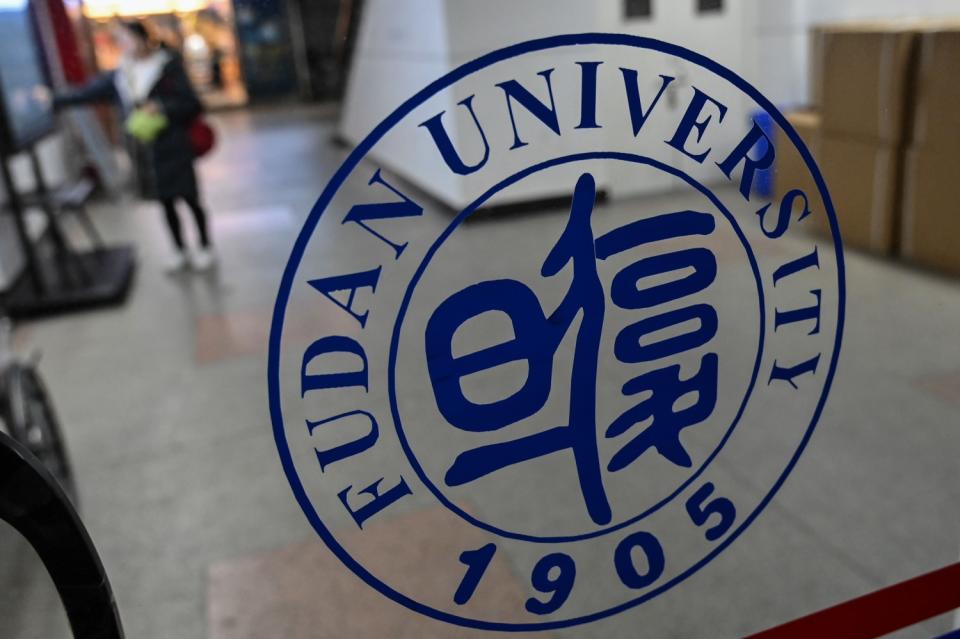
[{"xmin": 269, "ymin": 34, "xmax": 844, "ymax": 631}]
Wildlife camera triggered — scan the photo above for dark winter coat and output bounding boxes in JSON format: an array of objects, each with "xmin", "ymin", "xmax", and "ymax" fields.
[{"xmin": 56, "ymin": 52, "xmax": 203, "ymax": 202}]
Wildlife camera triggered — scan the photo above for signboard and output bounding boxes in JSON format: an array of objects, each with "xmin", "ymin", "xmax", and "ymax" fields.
[{"xmin": 0, "ymin": 0, "xmax": 55, "ymax": 153}]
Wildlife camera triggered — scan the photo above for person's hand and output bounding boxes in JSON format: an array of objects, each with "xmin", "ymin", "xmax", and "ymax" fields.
[{"xmin": 141, "ymin": 100, "xmax": 162, "ymax": 115}]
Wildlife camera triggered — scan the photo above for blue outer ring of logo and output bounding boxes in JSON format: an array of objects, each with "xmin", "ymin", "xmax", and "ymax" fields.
[
  {"xmin": 268, "ymin": 33, "xmax": 846, "ymax": 631},
  {"xmin": 388, "ymin": 151, "xmax": 766, "ymax": 544}
]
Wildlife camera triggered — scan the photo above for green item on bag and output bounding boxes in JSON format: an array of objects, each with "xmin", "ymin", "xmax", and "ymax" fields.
[{"xmin": 125, "ymin": 108, "xmax": 168, "ymax": 143}]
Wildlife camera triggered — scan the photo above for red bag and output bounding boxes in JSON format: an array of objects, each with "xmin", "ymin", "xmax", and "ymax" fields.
[{"xmin": 188, "ymin": 117, "xmax": 216, "ymax": 158}]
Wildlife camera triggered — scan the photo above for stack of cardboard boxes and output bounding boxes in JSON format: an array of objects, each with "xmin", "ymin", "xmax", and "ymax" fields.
[
  {"xmin": 774, "ymin": 110, "xmax": 820, "ymax": 213},
  {"xmin": 776, "ymin": 21, "xmax": 960, "ymax": 276},
  {"xmin": 901, "ymin": 28, "xmax": 960, "ymax": 275},
  {"xmin": 817, "ymin": 24, "xmax": 915, "ymax": 255}
]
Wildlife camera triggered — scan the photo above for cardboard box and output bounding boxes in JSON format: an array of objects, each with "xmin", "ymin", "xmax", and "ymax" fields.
[
  {"xmin": 910, "ymin": 28, "xmax": 960, "ymax": 150},
  {"xmin": 809, "ymin": 20, "xmax": 960, "ymax": 267},
  {"xmin": 901, "ymin": 146, "xmax": 960, "ymax": 274},
  {"xmin": 774, "ymin": 110, "xmax": 821, "ymax": 202},
  {"xmin": 809, "ymin": 29, "xmax": 824, "ymax": 109},
  {"xmin": 775, "ymin": 110, "xmax": 832, "ymax": 241},
  {"xmin": 814, "ymin": 25, "xmax": 917, "ymax": 143},
  {"xmin": 818, "ymin": 133, "xmax": 901, "ymax": 254}
]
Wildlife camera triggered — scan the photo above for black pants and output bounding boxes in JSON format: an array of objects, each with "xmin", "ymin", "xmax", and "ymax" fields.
[{"xmin": 160, "ymin": 197, "xmax": 210, "ymax": 250}]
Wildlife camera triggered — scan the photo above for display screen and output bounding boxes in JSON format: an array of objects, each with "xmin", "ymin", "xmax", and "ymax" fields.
[{"xmin": 0, "ymin": 0, "xmax": 55, "ymax": 152}]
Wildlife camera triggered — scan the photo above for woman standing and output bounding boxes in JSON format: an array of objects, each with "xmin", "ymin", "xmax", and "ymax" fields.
[{"xmin": 57, "ymin": 20, "xmax": 215, "ymax": 272}]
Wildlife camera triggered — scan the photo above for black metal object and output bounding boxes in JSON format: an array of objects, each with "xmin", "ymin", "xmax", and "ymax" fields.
[
  {"xmin": 0, "ymin": 430, "xmax": 124, "ymax": 638},
  {"xmin": 26, "ymin": 147, "xmax": 92, "ymax": 287},
  {"xmin": 17, "ymin": 176, "xmax": 105, "ymax": 252},
  {"xmin": 0, "ymin": 0, "xmax": 136, "ymax": 317},
  {"xmin": 0, "ymin": 144, "xmax": 45, "ymax": 294},
  {"xmin": 1, "ymin": 246, "xmax": 135, "ymax": 318},
  {"xmin": 0, "ymin": 354, "xmax": 75, "ymax": 501},
  {"xmin": 0, "ymin": 142, "xmax": 137, "ymax": 318}
]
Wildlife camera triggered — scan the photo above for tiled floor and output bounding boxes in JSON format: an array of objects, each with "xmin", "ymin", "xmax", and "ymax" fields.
[
  {"xmin": 208, "ymin": 506, "xmax": 553, "ymax": 639},
  {"xmin": 0, "ymin": 104, "xmax": 957, "ymax": 639}
]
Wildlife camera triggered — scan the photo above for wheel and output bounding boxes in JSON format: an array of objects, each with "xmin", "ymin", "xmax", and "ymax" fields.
[{"xmin": 3, "ymin": 364, "xmax": 76, "ymax": 503}]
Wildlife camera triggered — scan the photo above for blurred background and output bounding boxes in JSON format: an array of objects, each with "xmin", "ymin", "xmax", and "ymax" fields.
[{"xmin": 0, "ymin": 1, "xmax": 958, "ymax": 638}]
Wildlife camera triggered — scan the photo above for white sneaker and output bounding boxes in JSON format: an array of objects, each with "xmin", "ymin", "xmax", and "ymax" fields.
[
  {"xmin": 191, "ymin": 247, "xmax": 217, "ymax": 271},
  {"xmin": 164, "ymin": 251, "xmax": 188, "ymax": 274}
]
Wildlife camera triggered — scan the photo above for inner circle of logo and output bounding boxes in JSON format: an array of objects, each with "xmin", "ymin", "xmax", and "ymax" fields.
[
  {"xmin": 269, "ymin": 34, "xmax": 845, "ymax": 631},
  {"xmin": 390, "ymin": 152, "xmax": 766, "ymax": 544}
]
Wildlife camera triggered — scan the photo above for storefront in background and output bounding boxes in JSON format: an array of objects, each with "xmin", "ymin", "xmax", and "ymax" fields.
[
  {"xmin": 80, "ymin": 0, "xmax": 249, "ymax": 108},
  {"xmin": 232, "ymin": 0, "xmax": 297, "ymax": 98}
]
